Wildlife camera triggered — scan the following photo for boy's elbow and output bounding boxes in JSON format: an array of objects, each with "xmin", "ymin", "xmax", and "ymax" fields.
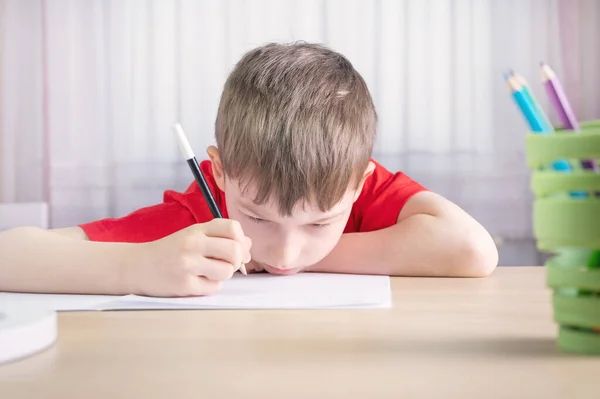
[{"xmin": 456, "ymin": 230, "xmax": 499, "ymax": 277}]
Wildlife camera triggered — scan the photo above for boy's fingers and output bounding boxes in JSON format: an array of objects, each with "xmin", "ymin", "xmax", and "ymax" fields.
[
  {"xmin": 198, "ymin": 236, "xmax": 244, "ymax": 268},
  {"xmin": 200, "ymin": 219, "xmax": 246, "ymax": 244},
  {"xmin": 244, "ymin": 236, "xmax": 252, "ymax": 263},
  {"xmin": 194, "ymin": 220, "xmax": 251, "ymax": 264},
  {"xmin": 190, "ymin": 258, "xmax": 236, "ymax": 281},
  {"xmin": 185, "ymin": 276, "xmax": 222, "ymax": 296}
]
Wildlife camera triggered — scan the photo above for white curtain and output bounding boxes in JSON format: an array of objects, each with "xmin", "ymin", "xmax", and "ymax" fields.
[{"xmin": 1, "ymin": 0, "xmax": 598, "ymax": 246}]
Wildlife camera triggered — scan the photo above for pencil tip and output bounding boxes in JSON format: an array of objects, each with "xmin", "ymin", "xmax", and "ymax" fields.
[{"xmin": 503, "ymin": 70, "xmax": 514, "ymax": 80}]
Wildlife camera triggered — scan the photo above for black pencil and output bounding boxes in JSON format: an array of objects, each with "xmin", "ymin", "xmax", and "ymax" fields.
[{"xmin": 173, "ymin": 123, "xmax": 247, "ymax": 275}]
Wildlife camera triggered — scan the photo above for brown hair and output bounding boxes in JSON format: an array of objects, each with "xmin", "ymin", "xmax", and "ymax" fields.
[{"xmin": 215, "ymin": 42, "xmax": 377, "ymax": 216}]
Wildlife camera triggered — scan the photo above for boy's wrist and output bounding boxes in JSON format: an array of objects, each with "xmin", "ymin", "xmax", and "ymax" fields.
[{"xmin": 115, "ymin": 242, "xmax": 150, "ymax": 295}]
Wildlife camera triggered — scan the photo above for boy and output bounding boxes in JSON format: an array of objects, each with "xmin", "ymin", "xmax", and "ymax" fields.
[{"xmin": 0, "ymin": 42, "xmax": 498, "ymax": 297}]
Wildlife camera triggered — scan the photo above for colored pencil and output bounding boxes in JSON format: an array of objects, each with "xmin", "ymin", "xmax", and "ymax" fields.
[
  {"xmin": 506, "ymin": 75, "xmax": 549, "ymax": 132},
  {"xmin": 506, "ymin": 75, "xmax": 572, "ymax": 172},
  {"xmin": 540, "ymin": 63, "xmax": 580, "ymax": 130},
  {"xmin": 511, "ymin": 72, "xmax": 554, "ymax": 132},
  {"xmin": 541, "ymin": 62, "xmax": 599, "ymax": 173}
]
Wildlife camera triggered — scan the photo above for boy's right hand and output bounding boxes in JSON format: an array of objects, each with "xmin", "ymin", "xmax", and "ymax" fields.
[{"xmin": 131, "ymin": 219, "xmax": 251, "ymax": 297}]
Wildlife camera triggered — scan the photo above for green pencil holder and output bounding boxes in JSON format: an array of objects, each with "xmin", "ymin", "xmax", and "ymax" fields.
[{"xmin": 525, "ymin": 119, "xmax": 600, "ymax": 354}]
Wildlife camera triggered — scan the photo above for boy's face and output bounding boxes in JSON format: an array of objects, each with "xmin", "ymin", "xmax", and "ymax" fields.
[
  {"xmin": 208, "ymin": 147, "xmax": 373, "ymax": 275},
  {"xmin": 224, "ymin": 179, "xmax": 355, "ymax": 275}
]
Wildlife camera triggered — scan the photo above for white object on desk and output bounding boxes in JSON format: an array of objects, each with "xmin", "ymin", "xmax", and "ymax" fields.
[
  {"xmin": 0, "ymin": 293, "xmax": 120, "ymax": 312},
  {"xmin": 0, "ymin": 308, "xmax": 57, "ymax": 365},
  {"xmin": 0, "ymin": 273, "xmax": 391, "ymax": 311}
]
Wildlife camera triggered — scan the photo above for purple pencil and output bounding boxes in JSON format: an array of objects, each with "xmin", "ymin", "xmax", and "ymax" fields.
[
  {"xmin": 540, "ymin": 63, "xmax": 579, "ymax": 130},
  {"xmin": 541, "ymin": 62, "xmax": 598, "ymax": 172}
]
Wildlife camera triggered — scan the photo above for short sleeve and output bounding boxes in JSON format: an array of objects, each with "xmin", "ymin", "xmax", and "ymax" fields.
[
  {"xmin": 345, "ymin": 160, "xmax": 428, "ymax": 233},
  {"xmin": 80, "ymin": 160, "xmax": 225, "ymax": 243},
  {"xmin": 79, "ymin": 192, "xmax": 198, "ymax": 243}
]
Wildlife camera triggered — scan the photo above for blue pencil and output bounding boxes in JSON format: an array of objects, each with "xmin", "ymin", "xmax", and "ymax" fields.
[
  {"xmin": 506, "ymin": 74, "xmax": 572, "ymax": 172},
  {"xmin": 512, "ymin": 72, "xmax": 554, "ymax": 132},
  {"xmin": 511, "ymin": 88, "xmax": 548, "ymax": 132}
]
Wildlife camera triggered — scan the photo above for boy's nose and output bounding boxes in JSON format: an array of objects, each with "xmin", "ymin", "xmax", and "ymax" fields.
[{"xmin": 269, "ymin": 240, "xmax": 302, "ymax": 270}]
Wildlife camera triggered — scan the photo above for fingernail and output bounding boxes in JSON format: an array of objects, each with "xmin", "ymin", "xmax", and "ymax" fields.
[{"xmin": 244, "ymin": 253, "xmax": 251, "ymax": 263}]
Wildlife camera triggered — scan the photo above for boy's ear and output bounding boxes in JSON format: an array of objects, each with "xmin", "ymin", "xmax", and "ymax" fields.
[
  {"xmin": 353, "ymin": 161, "xmax": 376, "ymax": 202},
  {"xmin": 207, "ymin": 146, "xmax": 226, "ymax": 191}
]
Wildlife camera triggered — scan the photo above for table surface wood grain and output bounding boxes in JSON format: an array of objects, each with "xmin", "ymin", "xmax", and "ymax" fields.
[{"xmin": 1, "ymin": 267, "xmax": 599, "ymax": 399}]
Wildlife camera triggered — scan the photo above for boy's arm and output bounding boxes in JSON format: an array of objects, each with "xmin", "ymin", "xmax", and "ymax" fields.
[
  {"xmin": 308, "ymin": 191, "xmax": 499, "ymax": 277},
  {"xmin": 0, "ymin": 220, "xmax": 251, "ymax": 296},
  {"xmin": 0, "ymin": 226, "xmax": 139, "ymax": 294}
]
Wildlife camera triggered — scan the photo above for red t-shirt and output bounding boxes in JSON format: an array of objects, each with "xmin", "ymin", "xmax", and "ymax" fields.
[{"xmin": 80, "ymin": 159, "xmax": 427, "ymax": 242}]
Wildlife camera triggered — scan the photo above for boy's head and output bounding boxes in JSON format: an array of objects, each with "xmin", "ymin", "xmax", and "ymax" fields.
[{"xmin": 208, "ymin": 42, "xmax": 377, "ymax": 274}]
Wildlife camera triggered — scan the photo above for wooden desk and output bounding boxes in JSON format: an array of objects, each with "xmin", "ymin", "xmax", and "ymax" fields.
[{"xmin": 0, "ymin": 267, "xmax": 598, "ymax": 398}]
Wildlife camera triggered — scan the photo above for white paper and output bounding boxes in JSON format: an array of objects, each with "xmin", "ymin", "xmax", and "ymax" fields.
[
  {"xmin": 105, "ymin": 273, "xmax": 391, "ymax": 310},
  {"xmin": 1, "ymin": 273, "xmax": 391, "ymax": 311}
]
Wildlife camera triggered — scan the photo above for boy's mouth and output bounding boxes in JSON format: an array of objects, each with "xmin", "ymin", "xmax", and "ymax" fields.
[{"xmin": 262, "ymin": 264, "xmax": 301, "ymax": 276}]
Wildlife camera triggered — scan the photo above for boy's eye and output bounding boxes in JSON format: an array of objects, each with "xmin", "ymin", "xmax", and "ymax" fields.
[
  {"xmin": 248, "ymin": 216, "xmax": 266, "ymax": 224},
  {"xmin": 246, "ymin": 214, "xmax": 329, "ymax": 227}
]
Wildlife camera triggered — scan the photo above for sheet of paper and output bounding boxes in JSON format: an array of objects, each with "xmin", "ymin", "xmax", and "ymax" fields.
[
  {"xmin": 0, "ymin": 273, "xmax": 391, "ymax": 311},
  {"xmin": 101, "ymin": 273, "xmax": 391, "ymax": 310}
]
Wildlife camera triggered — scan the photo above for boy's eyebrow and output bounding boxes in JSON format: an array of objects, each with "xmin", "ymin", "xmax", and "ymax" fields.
[
  {"xmin": 239, "ymin": 201, "xmax": 346, "ymax": 224},
  {"xmin": 238, "ymin": 202, "xmax": 270, "ymax": 219},
  {"xmin": 310, "ymin": 210, "xmax": 346, "ymax": 224}
]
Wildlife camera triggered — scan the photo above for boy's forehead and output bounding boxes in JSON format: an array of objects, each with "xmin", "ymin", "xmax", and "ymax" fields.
[
  {"xmin": 238, "ymin": 194, "xmax": 328, "ymax": 215},
  {"xmin": 225, "ymin": 175, "xmax": 357, "ymax": 219},
  {"xmin": 234, "ymin": 184, "xmax": 353, "ymax": 217}
]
